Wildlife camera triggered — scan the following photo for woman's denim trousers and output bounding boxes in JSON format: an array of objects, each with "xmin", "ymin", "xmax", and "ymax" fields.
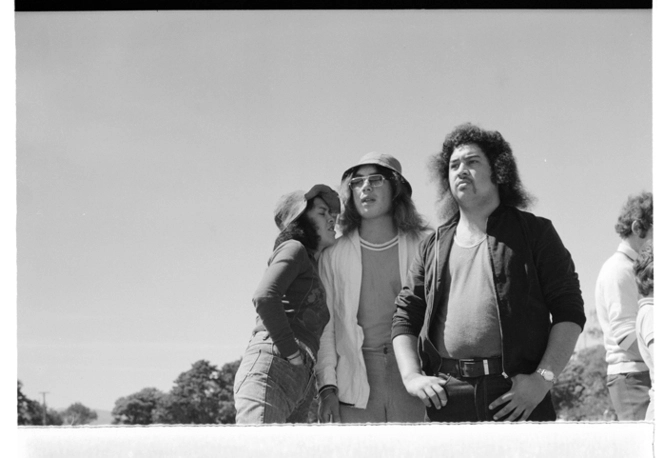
[{"xmin": 234, "ymin": 331, "xmax": 316, "ymax": 424}]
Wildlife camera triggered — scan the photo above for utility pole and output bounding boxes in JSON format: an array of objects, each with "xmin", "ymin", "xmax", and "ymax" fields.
[{"xmin": 39, "ymin": 392, "xmax": 49, "ymax": 425}]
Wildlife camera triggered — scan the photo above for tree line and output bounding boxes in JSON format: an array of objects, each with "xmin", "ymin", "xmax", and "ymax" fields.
[
  {"xmin": 18, "ymin": 342, "xmax": 615, "ymax": 425},
  {"xmin": 111, "ymin": 359, "xmax": 242, "ymax": 425},
  {"xmin": 18, "ymin": 381, "xmax": 98, "ymax": 426}
]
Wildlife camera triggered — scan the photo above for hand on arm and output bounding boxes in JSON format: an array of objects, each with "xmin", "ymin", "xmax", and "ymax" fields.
[
  {"xmin": 393, "ymin": 334, "xmax": 448, "ymax": 409},
  {"xmin": 488, "ymin": 321, "xmax": 582, "ymax": 421}
]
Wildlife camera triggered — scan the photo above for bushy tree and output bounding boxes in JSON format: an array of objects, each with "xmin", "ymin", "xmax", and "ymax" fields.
[
  {"xmin": 112, "ymin": 387, "xmax": 166, "ymax": 425},
  {"xmin": 17, "ymin": 381, "xmax": 42, "ymax": 425},
  {"xmin": 112, "ymin": 358, "xmax": 242, "ymax": 425},
  {"xmin": 552, "ymin": 345, "xmax": 617, "ymax": 421},
  {"xmin": 159, "ymin": 359, "xmax": 239, "ymax": 424},
  {"xmin": 62, "ymin": 402, "xmax": 98, "ymax": 425},
  {"xmin": 44, "ymin": 408, "xmax": 64, "ymax": 425},
  {"xmin": 17, "ymin": 381, "xmax": 64, "ymax": 426}
]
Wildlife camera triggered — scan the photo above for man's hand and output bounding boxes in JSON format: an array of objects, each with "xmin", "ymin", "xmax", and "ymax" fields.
[
  {"xmin": 403, "ymin": 373, "xmax": 448, "ymax": 409},
  {"xmin": 488, "ymin": 373, "xmax": 551, "ymax": 421},
  {"xmin": 318, "ymin": 391, "xmax": 340, "ymax": 423}
]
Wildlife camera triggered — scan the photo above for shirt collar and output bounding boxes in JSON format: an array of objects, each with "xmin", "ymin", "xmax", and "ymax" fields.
[{"xmin": 617, "ymin": 240, "xmax": 638, "ymax": 261}]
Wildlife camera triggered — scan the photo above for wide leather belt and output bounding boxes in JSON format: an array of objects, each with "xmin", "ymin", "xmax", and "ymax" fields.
[{"xmin": 439, "ymin": 357, "xmax": 503, "ymax": 378}]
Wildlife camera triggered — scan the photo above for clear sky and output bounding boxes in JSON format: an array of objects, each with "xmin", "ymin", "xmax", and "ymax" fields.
[{"xmin": 13, "ymin": 10, "xmax": 653, "ymax": 412}]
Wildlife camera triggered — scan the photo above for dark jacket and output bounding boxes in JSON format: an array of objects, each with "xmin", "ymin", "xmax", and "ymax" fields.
[{"xmin": 392, "ymin": 204, "xmax": 586, "ymax": 377}]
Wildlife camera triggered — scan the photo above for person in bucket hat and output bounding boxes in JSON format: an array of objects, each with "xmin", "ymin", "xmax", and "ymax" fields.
[
  {"xmin": 234, "ymin": 184, "xmax": 340, "ymax": 424},
  {"xmin": 315, "ymin": 153, "xmax": 430, "ymax": 423}
]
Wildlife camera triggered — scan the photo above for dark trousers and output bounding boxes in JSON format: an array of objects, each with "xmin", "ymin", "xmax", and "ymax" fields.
[{"xmin": 426, "ymin": 374, "xmax": 556, "ymax": 422}]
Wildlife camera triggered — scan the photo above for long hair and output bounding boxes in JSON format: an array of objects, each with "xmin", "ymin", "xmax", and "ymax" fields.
[
  {"xmin": 614, "ymin": 192, "xmax": 653, "ymax": 239},
  {"xmin": 273, "ymin": 199, "xmax": 320, "ymax": 251},
  {"xmin": 430, "ymin": 123, "xmax": 534, "ymax": 221},
  {"xmin": 337, "ymin": 165, "xmax": 428, "ymax": 236}
]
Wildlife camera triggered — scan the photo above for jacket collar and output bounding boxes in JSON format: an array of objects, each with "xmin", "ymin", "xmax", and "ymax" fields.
[{"xmin": 438, "ymin": 203, "xmax": 509, "ymax": 232}]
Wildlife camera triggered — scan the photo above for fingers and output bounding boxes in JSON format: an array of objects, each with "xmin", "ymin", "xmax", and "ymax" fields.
[
  {"xmin": 318, "ymin": 393, "xmax": 341, "ymax": 423},
  {"xmin": 413, "ymin": 377, "xmax": 447, "ymax": 409},
  {"xmin": 488, "ymin": 391, "xmax": 511, "ymax": 411},
  {"xmin": 327, "ymin": 402, "xmax": 340, "ymax": 423},
  {"xmin": 490, "ymin": 392, "xmax": 533, "ymax": 422},
  {"xmin": 494, "ymin": 405, "xmax": 528, "ymax": 422},
  {"xmin": 423, "ymin": 384, "xmax": 447, "ymax": 409}
]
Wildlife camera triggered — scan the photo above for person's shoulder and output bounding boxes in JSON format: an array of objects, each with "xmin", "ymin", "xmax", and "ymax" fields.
[
  {"xmin": 273, "ymin": 239, "xmax": 308, "ymax": 260},
  {"xmin": 507, "ymin": 206, "xmax": 552, "ymax": 227},
  {"xmin": 597, "ymin": 249, "xmax": 633, "ymax": 282},
  {"xmin": 319, "ymin": 233, "xmax": 354, "ymax": 261}
]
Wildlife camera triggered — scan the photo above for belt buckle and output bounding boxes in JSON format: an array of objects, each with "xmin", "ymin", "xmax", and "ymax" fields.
[{"xmin": 457, "ymin": 358, "xmax": 476, "ymax": 378}]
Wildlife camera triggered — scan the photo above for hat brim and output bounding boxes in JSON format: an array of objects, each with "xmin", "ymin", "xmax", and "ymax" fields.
[{"xmin": 304, "ymin": 184, "xmax": 341, "ymax": 214}]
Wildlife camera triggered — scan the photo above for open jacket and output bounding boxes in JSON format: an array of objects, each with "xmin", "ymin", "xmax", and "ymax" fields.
[
  {"xmin": 315, "ymin": 229, "xmax": 427, "ymax": 409},
  {"xmin": 392, "ymin": 205, "xmax": 586, "ymax": 377}
]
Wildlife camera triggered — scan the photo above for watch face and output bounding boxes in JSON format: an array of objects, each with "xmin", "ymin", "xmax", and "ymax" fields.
[{"xmin": 539, "ymin": 368, "xmax": 554, "ymax": 382}]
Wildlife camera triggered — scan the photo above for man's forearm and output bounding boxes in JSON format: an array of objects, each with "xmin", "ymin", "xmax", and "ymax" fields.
[
  {"xmin": 538, "ymin": 321, "xmax": 583, "ymax": 377},
  {"xmin": 393, "ymin": 334, "xmax": 422, "ymax": 381}
]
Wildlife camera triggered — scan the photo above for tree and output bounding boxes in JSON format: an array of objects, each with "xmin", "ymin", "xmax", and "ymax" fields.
[
  {"xmin": 61, "ymin": 402, "xmax": 98, "ymax": 425},
  {"xmin": 216, "ymin": 359, "xmax": 241, "ymax": 424},
  {"xmin": 44, "ymin": 408, "xmax": 64, "ymax": 426},
  {"xmin": 552, "ymin": 345, "xmax": 617, "ymax": 421},
  {"xmin": 17, "ymin": 380, "xmax": 42, "ymax": 425},
  {"xmin": 17, "ymin": 381, "xmax": 64, "ymax": 426},
  {"xmin": 111, "ymin": 358, "xmax": 242, "ymax": 425},
  {"xmin": 112, "ymin": 387, "xmax": 166, "ymax": 425},
  {"xmin": 158, "ymin": 359, "xmax": 240, "ymax": 424}
]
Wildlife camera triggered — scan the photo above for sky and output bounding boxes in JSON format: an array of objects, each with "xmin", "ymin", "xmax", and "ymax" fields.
[{"xmin": 10, "ymin": 9, "xmax": 655, "ymax": 413}]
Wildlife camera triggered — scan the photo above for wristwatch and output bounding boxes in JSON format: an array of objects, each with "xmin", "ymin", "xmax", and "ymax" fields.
[{"xmin": 536, "ymin": 368, "xmax": 556, "ymax": 383}]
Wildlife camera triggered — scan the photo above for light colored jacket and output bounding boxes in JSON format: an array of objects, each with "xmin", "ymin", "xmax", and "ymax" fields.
[{"xmin": 315, "ymin": 229, "xmax": 426, "ymax": 409}]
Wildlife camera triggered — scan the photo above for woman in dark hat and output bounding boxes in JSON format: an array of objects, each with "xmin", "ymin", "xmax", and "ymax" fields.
[
  {"xmin": 315, "ymin": 152, "xmax": 430, "ymax": 423},
  {"xmin": 233, "ymin": 184, "xmax": 340, "ymax": 424}
]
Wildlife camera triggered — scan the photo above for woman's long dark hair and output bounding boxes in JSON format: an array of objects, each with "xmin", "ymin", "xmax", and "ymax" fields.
[{"xmin": 273, "ymin": 199, "xmax": 320, "ymax": 251}]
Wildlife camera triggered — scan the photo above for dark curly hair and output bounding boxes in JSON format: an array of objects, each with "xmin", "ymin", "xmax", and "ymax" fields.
[
  {"xmin": 273, "ymin": 199, "xmax": 320, "ymax": 251},
  {"xmin": 430, "ymin": 123, "xmax": 534, "ymax": 220},
  {"xmin": 337, "ymin": 165, "xmax": 429, "ymax": 236},
  {"xmin": 614, "ymin": 192, "xmax": 653, "ymax": 239},
  {"xmin": 634, "ymin": 240, "xmax": 654, "ymax": 297}
]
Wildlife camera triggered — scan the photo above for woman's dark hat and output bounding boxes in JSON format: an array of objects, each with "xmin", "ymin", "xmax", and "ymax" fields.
[{"xmin": 274, "ymin": 184, "xmax": 340, "ymax": 231}]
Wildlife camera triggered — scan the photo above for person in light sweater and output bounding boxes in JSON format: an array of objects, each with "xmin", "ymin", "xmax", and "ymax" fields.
[{"xmin": 595, "ymin": 192, "xmax": 653, "ymax": 420}]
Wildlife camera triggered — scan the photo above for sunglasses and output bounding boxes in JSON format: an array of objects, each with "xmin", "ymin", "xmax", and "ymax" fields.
[{"xmin": 348, "ymin": 174, "xmax": 389, "ymax": 190}]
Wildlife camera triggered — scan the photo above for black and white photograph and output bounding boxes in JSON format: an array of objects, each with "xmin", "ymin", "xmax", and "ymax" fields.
[{"xmin": 6, "ymin": 3, "xmax": 659, "ymax": 457}]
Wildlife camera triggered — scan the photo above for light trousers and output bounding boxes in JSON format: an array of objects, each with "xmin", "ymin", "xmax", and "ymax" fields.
[{"xmin": 339, "ymin": 344, "xmax": 425, "ymax": 423}]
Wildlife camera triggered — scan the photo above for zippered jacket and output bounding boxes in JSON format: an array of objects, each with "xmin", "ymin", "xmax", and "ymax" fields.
[
  {"xmin": 315, "ymin": 229, "xmax": 428, "ymax": 409},
  {"xmin": 392, "ymin": 205, "xmax": 586, "ymax": 377}
]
